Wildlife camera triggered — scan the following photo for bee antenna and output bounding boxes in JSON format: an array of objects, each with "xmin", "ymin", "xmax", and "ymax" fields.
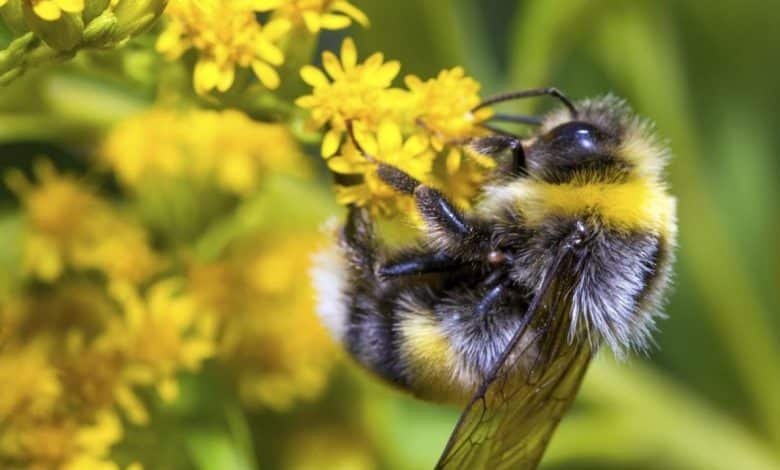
[
  {"xmin": 474, "ymin": 87, "xmax": 578, "ymax": 119},
  {"xmin": 345, "ymin": 120, "xmax": 376, "ymax": 163}
]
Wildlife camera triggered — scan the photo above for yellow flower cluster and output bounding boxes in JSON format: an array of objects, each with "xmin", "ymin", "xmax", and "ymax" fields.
[
  {"xmin": 296, "ymin": 38, "xmax": 494, "ymax": 217},
  {"xmin": 157, "ymin": 0, "xmax": 289, "ymax": 94},
  {"xmin": 101, "ymin": 107, "xmax": 308, "ymax": 196},
  {"xmin": 254, "ymin": 0, "xmax": 368, "ymax": 33},
  {"xmin": 5, "ymin": 161, "xmax": 161, "ymax": 283},
  {"xmin": 189, "ymin": 232, "xmax": 336, "ymax": 411},
  {"xmin": 156, "ymin": 0, "xmax": 367, "ymax": 95},
  {"xmin": 0, "ymin": 275, "xmax": 213, "ymax": 468}
]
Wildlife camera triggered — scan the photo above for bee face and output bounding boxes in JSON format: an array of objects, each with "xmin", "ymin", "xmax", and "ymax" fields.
[{"xmin": 526, "ymin": 110, "xmax": 634, "ymax": 184}]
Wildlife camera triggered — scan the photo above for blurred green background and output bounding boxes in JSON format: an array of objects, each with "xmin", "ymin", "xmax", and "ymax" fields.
[{"xmin": 1, "ymin": 0, "xmax": 779, "ymax": 469}]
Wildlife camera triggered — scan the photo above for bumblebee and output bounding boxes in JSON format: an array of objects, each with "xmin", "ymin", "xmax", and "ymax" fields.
[{"xmin": 312, "ymin": 89, "xmax": 677, "ymax": 469}]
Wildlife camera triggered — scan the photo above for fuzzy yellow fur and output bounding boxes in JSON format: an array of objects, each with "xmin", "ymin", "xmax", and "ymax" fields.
[{"xmin": 398, "ymin": 311, "xmax": 470, "ymax": 403}]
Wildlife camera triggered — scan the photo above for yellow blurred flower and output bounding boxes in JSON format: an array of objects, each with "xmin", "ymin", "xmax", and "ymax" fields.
[
  {"xmin": 330, "ymin": 120, "xmax": 434, "ymax": 217},
  {"xmin": 296, "ymin": 37, "xmax": 403, "ymax": 157},
  {"xmin": 282, "ymin": 428, "xmax": 376, "ymax": 470},
  {"xmin": 105, "ymin": 279, "xmax": 216, "ymax": 414},
  {"xmin": 102, "ymin": 108, "xmax": 308, "ymax": 196},
  {"xmin": 156, "ymin": 0, "xmax": 290, "ymax": 94},
  {"xmin": 254, "ymin": 0, "xmax": 368, "ymax": 33},
  {"xmin": 5, "ymin": 160, "xmax": 160, "ymax": 283},
  {"xmin": 189, "ymin": 233, "xmax": 336, "ymax": 411},
  {"xmin": 0, "ymin": 290, "xmax": 125, "ymax": 469},
  {"xmin": 0, "ymin": 342, "xmax": 61, "ymax": 423}
]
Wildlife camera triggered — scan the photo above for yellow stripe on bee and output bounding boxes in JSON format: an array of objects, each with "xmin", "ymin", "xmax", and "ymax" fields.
[
  {"xmin": 398, "ymin": 311, "xmax": 470, "ymax": 403},
  {"xmin": 498, "ymin": 177, "xmax": 676, "ymax": 235}
]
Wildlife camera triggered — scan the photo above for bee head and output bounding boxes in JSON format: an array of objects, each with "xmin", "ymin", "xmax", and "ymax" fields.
[{"xmin": 525, "ymin": 96, "xmax": 666, "ymax": 184}]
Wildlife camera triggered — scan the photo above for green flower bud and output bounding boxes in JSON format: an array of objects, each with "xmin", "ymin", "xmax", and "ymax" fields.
[
  {"xmin": 112, "ymin": 0, "xmax": 167, "ymax": 39},
  {"xmin": 83, "ymin": 0, "xmax": 111, "ymax": 23},
  {"xmin": 22, "ymin": 2, "xmax": 83, "ymax": 51},
  {"xmin": 0, "ymin": 0, "xmax": 28, "ymax": 36},
  {"xmin": 81, "ymin": 9, "xmax": 116, "ymax": 47}
]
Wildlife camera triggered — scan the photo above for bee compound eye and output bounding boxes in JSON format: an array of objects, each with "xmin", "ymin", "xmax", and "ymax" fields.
[{"xmin": 543, "ymin": 121, "xmax": 610, "ymax": 159}]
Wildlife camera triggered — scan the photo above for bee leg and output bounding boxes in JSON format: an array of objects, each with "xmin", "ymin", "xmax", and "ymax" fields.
[
  {"xmin": 378, "ymin": 251, "xmax": 459, "ymax": 278},
  {"xmin": 377, "ymin": 164, "xmax": 472, "ymax": 238},
  {"xmin": 475, "ymin": 274, "xmax": 510, "ymax": 316}
]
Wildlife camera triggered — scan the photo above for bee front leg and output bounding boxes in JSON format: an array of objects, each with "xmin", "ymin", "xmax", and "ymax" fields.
[
  {"xmin": 378, "ymin": 251, "xmax": 459, "ymax": 278},
  {"xmin": 377, "ymin": 164, "xmax": 472, "ymax": 239}
]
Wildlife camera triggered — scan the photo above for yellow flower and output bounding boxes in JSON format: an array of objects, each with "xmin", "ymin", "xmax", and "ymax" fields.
[
  {"xmin": 404, "ymin": 66, "xmax": 492, "ymax": 153},
  {"xmin": 189, "ymin": 233, "xmax": 336, "ymax": 411},
  {"xmin": 5, "ymin": 0, "xmax": 86, "ymax": 21},
  {"xmin": 105, "ymin": 279, "xmax": 216, "ymax": 413},
  {"xmin": 5, "ymin": 160, "xmax": 161, "ymax": 283},
  {"xmin": 436, "ymin": 148, "xmax": 493, "ymax": 209},
  {"xmin": 254, "ymin": 0, "xmax": 368, "ymax": 33},
  {"xmin": 329, "ymin": 120, "xmax": 434, "ymax": 217},
  {"xmin": 102, "ymin": 108, "xmax": 309, "ymax": 195},
  {"xmin": 296, "ymin": 37, "xmax": 403, "ymax": 157},
  {"xmin": 156, "ymin": 0, "xmax": 290, "ymax": 94},
  {"xmin": 0, "ymin": 291, "xmax": 126, "ymax": 468},
  {"xmin": 0, "ymin": 342, "xmax": 61, "ymax": 422},
  {"xmin": 281, "ymin": 428, "xmax": 376, "ymax": 470}
]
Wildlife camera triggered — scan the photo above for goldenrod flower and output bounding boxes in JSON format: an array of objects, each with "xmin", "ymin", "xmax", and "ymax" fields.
[
  {"xmin": 5, "ymin": 160, "xmax": 160, "ymax": 283},
  {"xmin": 0, "ymin": 291, "xmax": 126, "ymax": 468},
  {"xmin": 102, "ymin": 108, "xmax": 308, "ymax": 195},
  {"xmin": 189, "ymin": 233, "xmax": 336, "ymax": 411},
  {"xmin": 405, "ymin": 66, "xmax": 493, "ymax": 150},
  {"xmin": 106, "ymin": 279, "xmax": 216, "ymax": 413},
  {"xmin": 330, "ymin": 120, "xmax": 434, "ymax": 217},
  {"xmin": 156, "ymin": 0, "xmax": 290, "ymax": 94},
  {"xmin": 254, "ymin": 0, "xmax": 368, "ymax": 33},
  {"xmin": 296, "ymin": 37, "xmax": 402, "ymax": 157},
  {"xmin": 436, "ymin": 148, "xmax": 493, "ymax": 208}
]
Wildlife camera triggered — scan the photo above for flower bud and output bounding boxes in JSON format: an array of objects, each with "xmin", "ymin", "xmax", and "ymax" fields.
[
  {"xmin": 81, "ymin": 9, "xmax": 117, "ymax": 47},
  {"xmin": 112, "ymin": 0, "xmax": 167, "ymax": 39},
  {"xmin": 22, "ymin": 2, "xmax": 84, "ymax": 50},
  {"xmin": 0, "ymin": 0, "xmax": 29, "ymax": 35},
  {"xmin": 82, "ymin": 0, "xmax": 111, "ymax": 23}
]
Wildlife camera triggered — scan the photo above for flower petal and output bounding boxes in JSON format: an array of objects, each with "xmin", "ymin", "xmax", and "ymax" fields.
[
  {"xmin": 252, "ymin": 61, "xmax": 280, "ymax": 89},
  {"xmin": 255, "ymin": 39, "xmax": 284, "ymax": 66},
  {"xmin": 322, "ymin": 51, "xmax": 344, "ymax": 80},
  {"xmin": 251, "ymin": 0, "xmax": 283, "ymax": 11},
  {"xmin": 340, "ymin": 37, "xmax": 357, "ymax": 70},
  {"xmin": 378, "ymin": 121, "xmax": 402, "ymax": 153},
  {"xmin": 300, "ymin": 65, "xmax": 329, "ymax": 87},
  {"xmin": 193, "ymin": 59, "xmax": 219, "ymax": 94},
  {"xmin": 321, "ymin": 129, "xmax": 342, "ymax": 157},
  {"xmin": 263, "ymin": 19, "xmax": 291, "ymax": 40},
  {"xmin": 320, "ymin": 14, "xmax": 351, "ymax": 30},
  {"xmin": 32, "ymin": 1, "xmax": 62, "ymax": 21},
  {"xmin": 331, "ymin": 1, "xmax": 370, "ymax": 27},
  {"xmin": 56, "ymin": 0, "xmax": 84, "ymax": 13},
  {"xmin": 302, "ymin": 11, "xmax": 321, "ymax": 33}
]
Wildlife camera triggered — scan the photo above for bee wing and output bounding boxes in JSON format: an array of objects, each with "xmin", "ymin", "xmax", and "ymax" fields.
[{"xmin": 436, "ymin": 240, "xmax": 593, "ymax": 470}]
